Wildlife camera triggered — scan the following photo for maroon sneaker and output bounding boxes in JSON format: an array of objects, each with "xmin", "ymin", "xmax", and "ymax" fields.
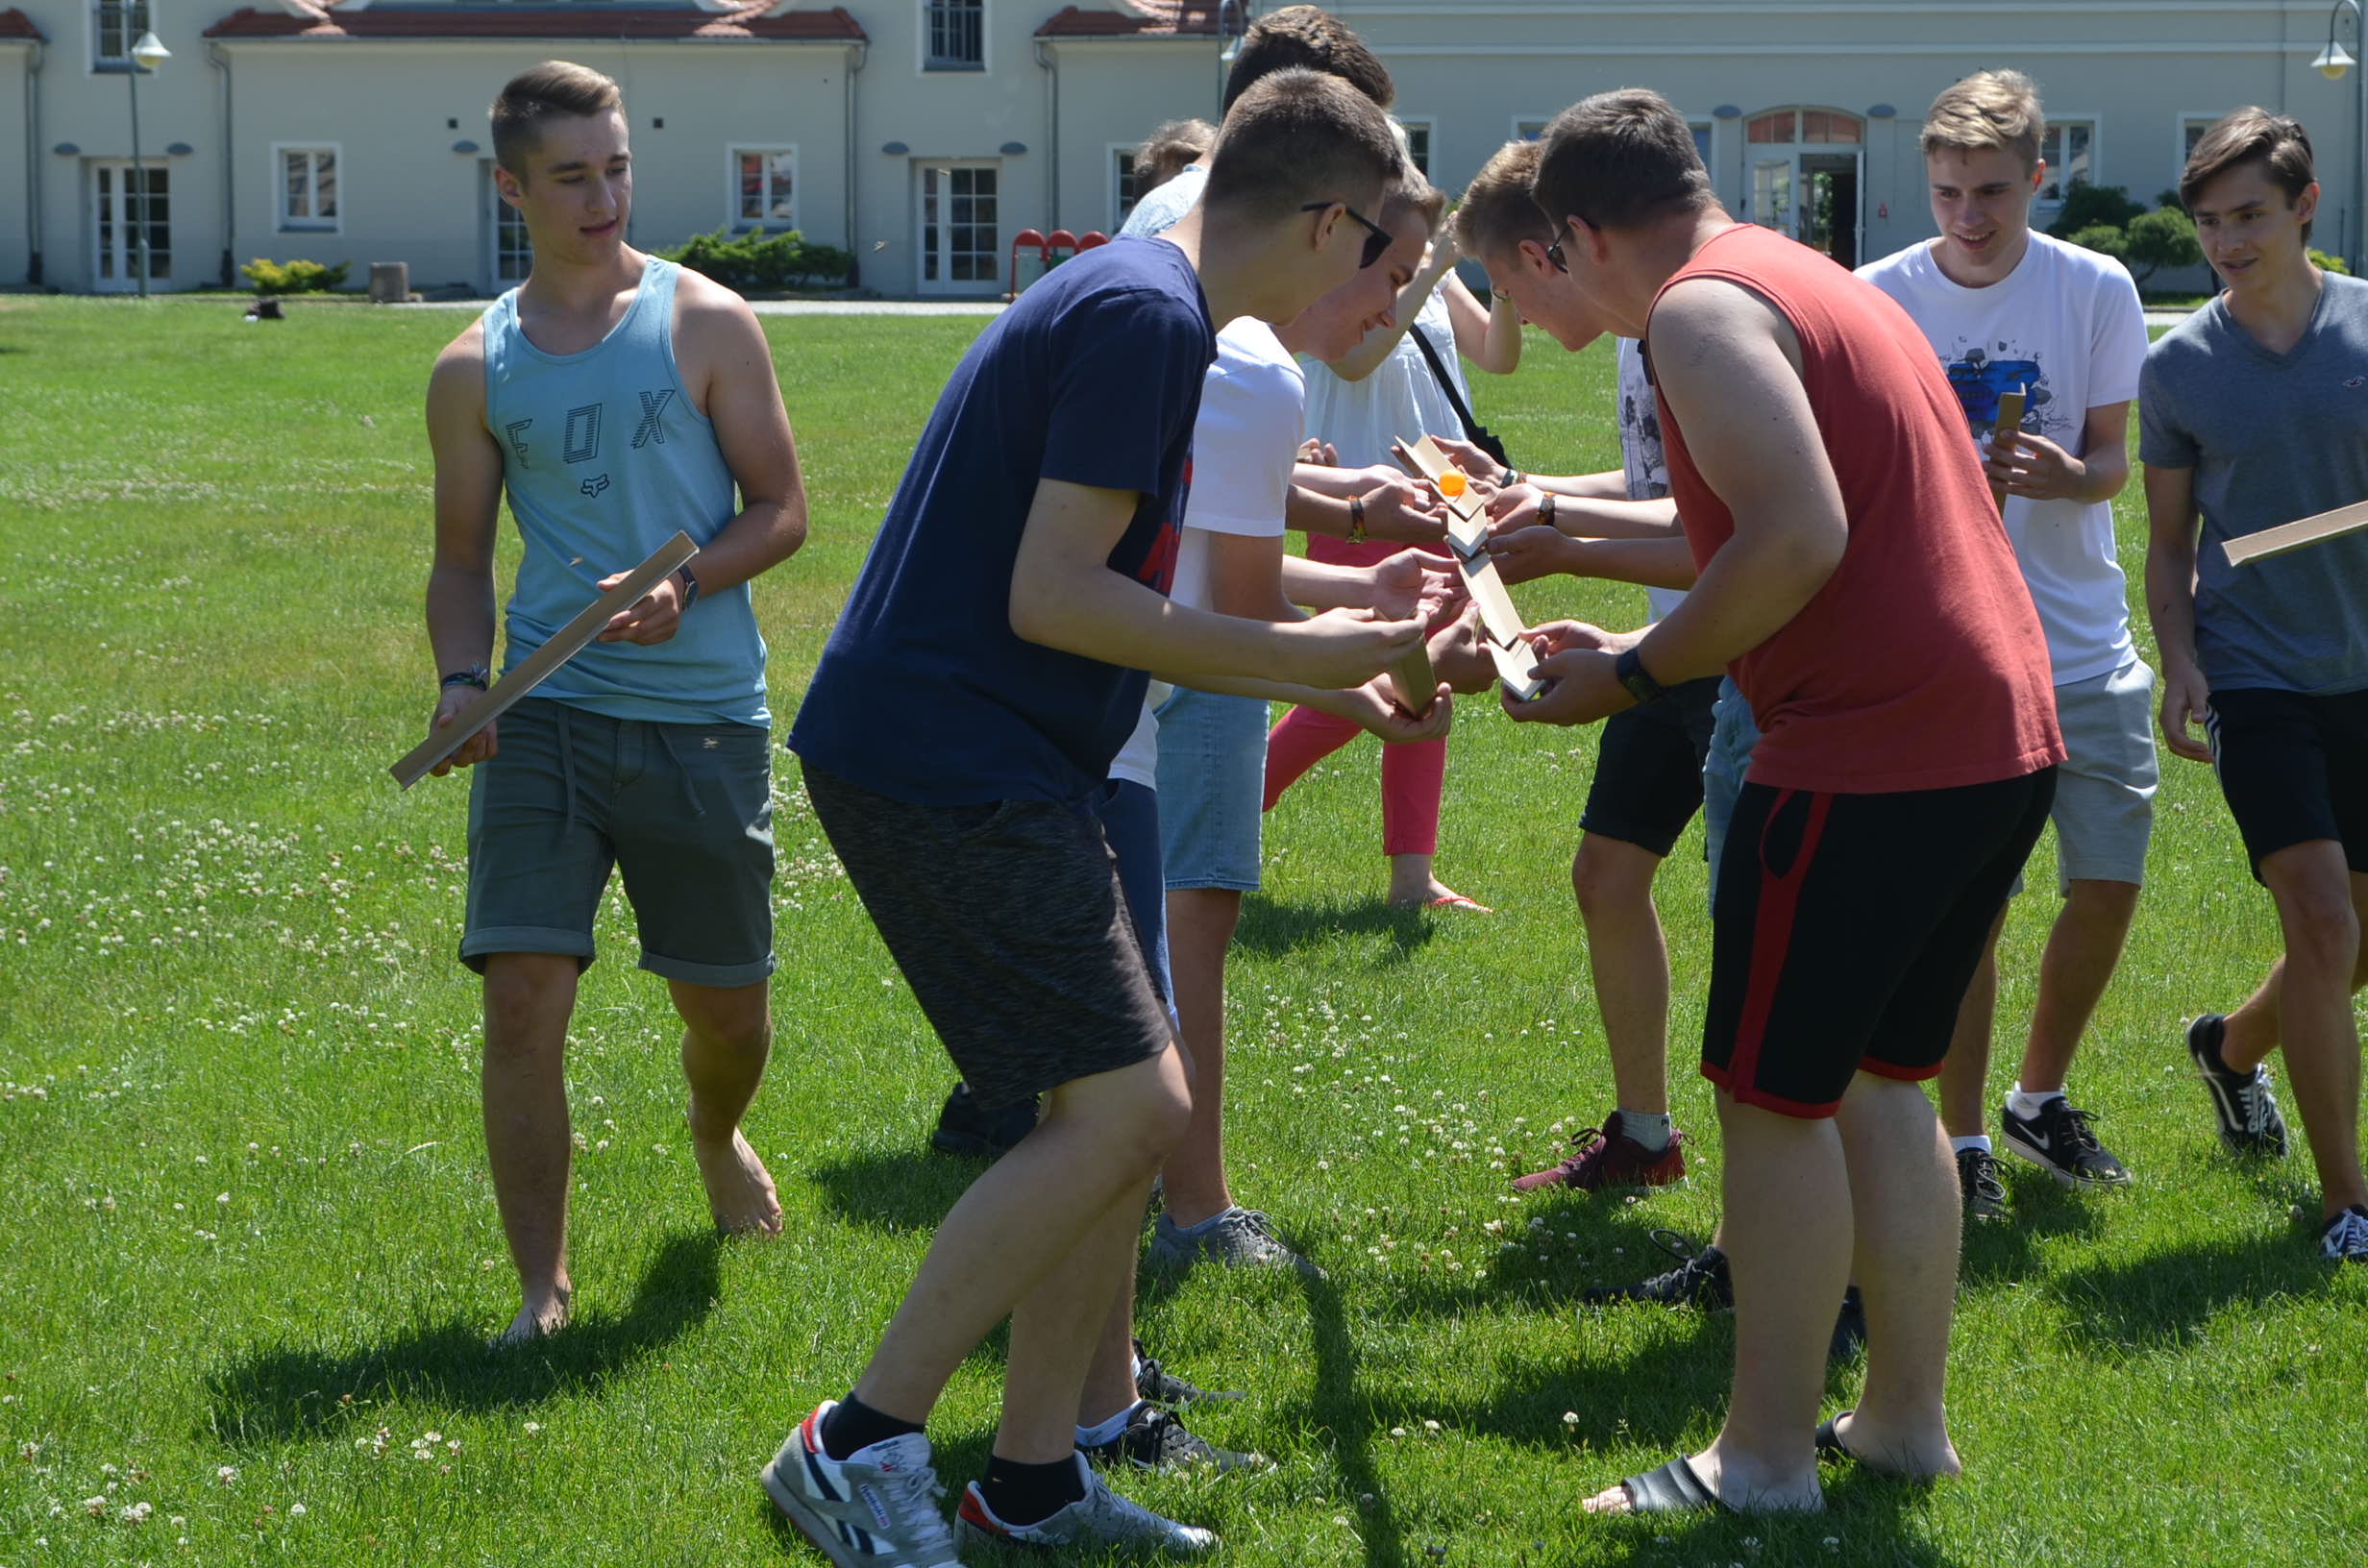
[{"xmin": 1511, "ymin": 1112, "xmax": 1687, "ymax": 1193}]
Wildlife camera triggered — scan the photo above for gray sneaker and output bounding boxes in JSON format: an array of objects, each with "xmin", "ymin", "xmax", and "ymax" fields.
[
  {"xmin": 956, "ymin": 1461, "xmax": 1216, "ymax": 1555},
  {"xmin": 760, "ymin": 1402, "xmax": 960, "ymax": 1568},
  {"xmin": 1148, "ymin": 1207, "xmax": 1321, "ymax": 1278}
]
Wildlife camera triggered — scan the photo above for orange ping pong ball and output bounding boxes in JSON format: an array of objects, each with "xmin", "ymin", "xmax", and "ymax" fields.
[{"xmin": 1439, "ymin": 471, "xmax": 1468, "ymax": 499}]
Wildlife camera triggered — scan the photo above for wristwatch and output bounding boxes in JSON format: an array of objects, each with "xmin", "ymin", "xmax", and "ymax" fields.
[
  {"xmin": 1540, "ymin": 492, "xmax": 1559, "ymax": 528},
  {"xmin": 1614, "ymin": 646, "xmax": 1668, "ymax": 707},
  {"xmin": 675, "ymin": 565, "xmax": 702, "ymax": 611},
  {"xmin": 439, "ymin": 664, "xmax": 490, "ymax": 692}
]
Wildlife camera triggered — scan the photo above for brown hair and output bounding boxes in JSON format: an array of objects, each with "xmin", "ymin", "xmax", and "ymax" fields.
[
  {"xmin": 1534, "ymin": 88, "xmax": 1715, "ymax": 234},
  {"xmin": 1203, "ymin": 67, "xmax": 1403, "ymax": 223},
  {"xmin": 1921, "ymin": 68, "xmax": 2044, "ymax": 173},
  {"xmin": 1221, "ymin": 5, "xmax": 1394, "ymax": 114},
  {"xmin": 1135, "ymin": 119, "xmax": 1216, "ymax": 191},
  {"xmin": 2181, "ymin": 107, "xmax": 2317, "ymax": 241},
  {"xmin": 491, "ymin": 61, "xmax": 623, "ymax": 178},
  {"xmin": 1452, "ymin": 139, "xmax": 1551, "ymax": 259},
  {"xmin": 1383, "ymin": 164, "xmax": 1447, "ymax": 236}
]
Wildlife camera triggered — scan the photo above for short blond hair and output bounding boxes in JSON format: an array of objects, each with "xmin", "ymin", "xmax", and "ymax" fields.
[
  {"xmin": 1452, "ymin": 139, "xmax": 1550, "ymax": 259},
  {"xmin": 491, "ymin": 61, "xmax": 623, "ymax": 178},
  {"xmin": 1921, "ymin": 69, "xmax": 2044, "ymax": 173}
]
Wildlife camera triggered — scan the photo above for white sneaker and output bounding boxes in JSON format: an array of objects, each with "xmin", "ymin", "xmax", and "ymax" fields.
[
  {"xmin": 2319, "ymin": 1205, "xmax": 2368, "ymax": 1264},
  {"xmin": 760, "ymin": 1401, "xmax": 962, "ymax": 1568},
  {"xmin": 955, "ymin": 1456, "xmax": 1216, "ymax": 1554}
]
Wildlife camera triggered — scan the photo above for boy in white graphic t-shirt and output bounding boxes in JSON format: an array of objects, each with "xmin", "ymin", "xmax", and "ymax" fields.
[{"xmin": 1859, "ymin": 68, "xmax": 2154, "ymax": 1216}]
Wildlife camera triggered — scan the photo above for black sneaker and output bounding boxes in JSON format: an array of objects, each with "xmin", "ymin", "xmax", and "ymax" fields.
[
  {"xmin": 1133, "ymin": 1340, "xmax": 1244, "ymax": 1407},
  {"xmin": 930, "ymin": 1082, "xmax": 1040, "ymax": 1160},
  {"xmin": 1579, "ymin": 1229, "xmax": 1733, "ymax": 1310},
  {"xmin": 2000, "ymin": 1096, "xmax": 2131, "ymax": 1188},
  {"xmin": 2187, "ymin": 1015, "xmax": 2289, "ymax": 1159},
  {"xmin": 2318, "ymin": 1205, "xmax": 2368, "ymax": 1264},
  {"xmin": 1081, "ymin": 1405, "xmax": 1264, "ymax": 1473},
  {"xmin": 1829, "ymin": 1286, "xmax": 1867, "ymax": 1363},
  {"xmin": 1956, "ymin": 1146, "xmax": 2009, "ymax": 1223}
]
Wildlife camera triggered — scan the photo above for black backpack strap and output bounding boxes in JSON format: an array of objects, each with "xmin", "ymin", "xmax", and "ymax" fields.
[{"xmin": 1408, "ymin": 317, "xmax": 1512, "ymax": 470}]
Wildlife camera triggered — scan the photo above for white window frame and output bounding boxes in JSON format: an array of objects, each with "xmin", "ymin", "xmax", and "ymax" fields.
[
  {"xmin": 1396, "ymin": 116, "xmax": 1435, "ymax": 181},
  {"xmin": 919, "ymin": 0, "xmax": 989, "ymax": 75},
  {"xmin": 1109, "ymin": 142, "xmax": 1141, "ymax": 233},
  {"xmin": 273, "ymin": 142, "xmax": 342, "ymax": 235},
  {"xmin": 2033, "ymin": 115, "xmax": 2102, "ymax": 213},
  {"xmin": 87, "ymin": 0, "xmax": 151, "ymax": 74},
  {"xmin": 2176, "ymin": 111, "xmax": 2224, "ymax": 186},
  {"xmin": 728, "ymin": 144, "xmax": 800, "ymax": 231}
]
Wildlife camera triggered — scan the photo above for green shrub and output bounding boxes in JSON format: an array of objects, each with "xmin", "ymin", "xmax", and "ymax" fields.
[
  {"xmin": 2310, "ymin": 247, "xmax": 2352, "ymax": 276},
  {"xmin": 2044, "ymin": 179, "xmax": 2145, "ymax": 240},
  {"xmin": 2059, "ymin": 196, "xmax": 2202, "ymax": 285},
  {"xmin": 239, "ymin": 257, "xmax": 351, "ymax": 295},
  {"xmin": 656, "ymin": 228, "xmax": 853, "ymax": 292}
]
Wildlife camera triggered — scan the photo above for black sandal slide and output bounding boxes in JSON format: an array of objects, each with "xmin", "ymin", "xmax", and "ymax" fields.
[
  {"xmin": 1618, "ymin": 1456, "xmax": 1730, "ymax": 1514},
  {"xmin": 1814, "ymin": 1409, "xmax": 1860, "ymax": 1465}
]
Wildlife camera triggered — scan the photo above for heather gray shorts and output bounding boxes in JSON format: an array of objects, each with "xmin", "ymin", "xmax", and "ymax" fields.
[
  {"xmin": 461, "ymin": 698, "xmax": 777, "ymax": 987},
  {"xmin": 801, "ymin": 760, "xmax": 1172, "ymax": 1112}
]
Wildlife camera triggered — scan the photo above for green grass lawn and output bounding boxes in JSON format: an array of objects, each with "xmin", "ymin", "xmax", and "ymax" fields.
[{"xmin": 0, "ymin": 295, "xmax": 2362, "ymax": 1568}]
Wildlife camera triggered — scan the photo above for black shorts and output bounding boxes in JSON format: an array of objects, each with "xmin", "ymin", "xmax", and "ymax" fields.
[
  {"xmin": 1702, "ymin": 768, "xmax": 2055, "ymax": 1118},
  {"xmin": 2206, "ymin": 686, "xmax": 2368, "ymax": 878},
  {"xmin": 1580, "ymin": 675, "xmax": 1723, "ymax": 857},
  {"xmin": 801, "ymin": 760, "xmax": 1171, "ymax": 1113}
]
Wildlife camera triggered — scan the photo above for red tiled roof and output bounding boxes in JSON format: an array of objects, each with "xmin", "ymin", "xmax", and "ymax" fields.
[
  {"xmin": 206, "ymin": 4, "xmax": 866, "ymax": 43},
  {"xmin": 0, "ymin": 9, "xmax": 45, "ymax": 42},
  {"xmin": 1036, "ymin": 2, "xmax": 1220, "ymax": 39}
]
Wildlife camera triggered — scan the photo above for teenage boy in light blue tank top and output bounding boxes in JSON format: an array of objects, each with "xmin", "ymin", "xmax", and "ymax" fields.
[{"xmin": 419, "ymin": 61, "xmax": 809, "ymax": 1347}]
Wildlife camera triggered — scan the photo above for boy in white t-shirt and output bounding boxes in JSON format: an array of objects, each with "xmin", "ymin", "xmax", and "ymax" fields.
[{"xmin": 1858, "ymin": 69, "xmax": 2155, "ymax": 1216}]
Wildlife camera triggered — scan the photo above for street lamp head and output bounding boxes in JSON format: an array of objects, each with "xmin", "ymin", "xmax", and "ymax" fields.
[
  {"xmin": 2316, "ymin": 41, "xmax": 2357, "ymax": 79},
  {"xmin": 131, "ymin": 31, "xmax": 171, "ymax": 71}
]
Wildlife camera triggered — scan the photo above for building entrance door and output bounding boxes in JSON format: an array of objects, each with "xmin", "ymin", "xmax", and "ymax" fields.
[
  {"xmin": 1742, "ymin": 109, "xmax": 1864, "ymax": 269},
  {"xmin": 916, "ymin": 162, "xmax": 999, "ymax": 295},
  {"xmin": 91, "ymin": 161, "xmax": 170, "ymax": 292}
]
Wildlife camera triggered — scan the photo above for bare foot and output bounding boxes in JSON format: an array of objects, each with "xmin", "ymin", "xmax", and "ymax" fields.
[
  {"xmin": 490, "ymin": 1285, "xmax": 571, "ymax": 1349},
  {"xmin": 1826, "ymin": 1409, "xmax": 1962, "ymax": 1481},
  {"xmin": 692, "ymin": 1126, "xmax": 783, "ymax": 1237},
  {"xmin": 1388, "ymin": 877, "xmax": 1491, "ymax": 912}
]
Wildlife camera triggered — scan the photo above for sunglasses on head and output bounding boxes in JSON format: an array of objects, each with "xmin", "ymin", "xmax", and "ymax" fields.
[{"xmin": 1302, "ymin": 201, "xmax": 1394, "ymax": 269}]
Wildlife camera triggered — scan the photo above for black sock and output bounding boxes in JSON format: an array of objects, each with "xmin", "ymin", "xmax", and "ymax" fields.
[
  {"xmin": 820, "ymin": 1394, "xmax": 925, "ymax": 1461},
  {"xmin": 979, "ymin": 1453, "xmax": 1086, "ymax": 1527}
]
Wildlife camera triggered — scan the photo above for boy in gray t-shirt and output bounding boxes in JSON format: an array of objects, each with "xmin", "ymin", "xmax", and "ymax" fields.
[{"xmin": 2138, "ymin": 107, "xmax": 2368, "ymax": 1265}]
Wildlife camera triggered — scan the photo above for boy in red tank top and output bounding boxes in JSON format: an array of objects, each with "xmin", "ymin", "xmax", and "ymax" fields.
[{"xmin": 1516, "ymin": 90, "xmax": 2063, "ymax": 1518}]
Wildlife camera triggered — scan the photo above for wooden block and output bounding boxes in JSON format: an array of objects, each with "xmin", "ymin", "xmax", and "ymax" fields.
[
  {"xmin": 1387, "ymin": 638, "xmax": 1437, "ymax": 717},
  {"xmin": 2223, "ymin": 496, "xmax": 2368, "ymax": 567},
  {"xmin": 1458, "ymin": 551, "xmax": 1530, "ymax": 651},
  {"xmin": 1987, "ymin": 389, "xmax": 2026, "ymax": 513},
  {"xmin": 1393, "ymin": 433, "xmax": 1483, "ymax": 524},
  {"xmin": 1486, "ymin": 634, "xmax": 1544, "ymax": 702},
  {"xmin": 388, "ymin": 531, "xmax": 700, "ymax": 790},
  {"xmin": 1445, "ymin": 509, "xmax": 1491, "ymax": 560}
]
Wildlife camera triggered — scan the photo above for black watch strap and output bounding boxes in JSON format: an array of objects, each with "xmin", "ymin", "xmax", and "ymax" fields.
[
  {"xmin": 1614, "ymin": 647, "xmax": 1668, "ymax": 706},
  {"xmin": 676, "ymin": 565, "xmax": 702, "ymax": 611},
  {"xmin": 440, "ymin": 664, "xmax": 490, "ymax": 691}
]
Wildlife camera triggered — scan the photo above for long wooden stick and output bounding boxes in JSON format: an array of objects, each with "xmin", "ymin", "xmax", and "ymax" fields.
[
  {"xmin": 2223, "ymin": 496, "xmax": 2368, "ymax": 567},
  {"xmin": 1387, "ymin": 639, "xmax": 1438, "ymax": 717},
  {"xmin": 1987, "ymin": 388, "xmax": 2027, "ymax": 513},
  {"xmin": 388, "ymin": 530, "xmax": 700, "ymax": 790}
]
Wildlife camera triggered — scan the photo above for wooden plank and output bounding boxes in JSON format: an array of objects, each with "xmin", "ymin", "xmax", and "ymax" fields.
[
  {"xmin": 2223, "ymin": 496, "xmax": 2368, "ymax": 567},
  {"xmin": 1486, "ymin": 634, "xmax": 1544, "ymax": 702},
  {"xmin": 388, "ymin": 531, "xmax": 700, "ymax": 790},
  {"xmin": 1392, "ymin": 434, "xmax": 1483, "ymax": 524},
  {"xmin": 1986, "ymin": 388, "xmax": 2027, "ymax": 513},
  {"xmin": 1387, "ymin": 637, "xmax": 1438, "ymax": 717},
  {"xmin": 1459, "ymin": 550, "xmax": 1530, "ymax": 651}
]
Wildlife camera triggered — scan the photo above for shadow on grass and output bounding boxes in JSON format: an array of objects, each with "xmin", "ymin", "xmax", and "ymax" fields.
[
  {"xmin": 2044, "ymin": 1225, "xmax": 2330, "ymax": 1355},
  {"xmin": 1958, "ymin": 1169, "xmax": 2108, "ymax": 1286},
  {"xmin": 805, "ymin": 1144, "xmax": 975, "ymax": 1234},
  {"xmin": 1300, "ymin": 1266, "xmax": 1412, "ymax": 1568},
  {"xmin": 1232, "ymin": 894, "xmax": 1438, "ymax": 968},
  {"xmin": 200, "ymin": 1231, "xmax": 721, "ymax": 1445}
]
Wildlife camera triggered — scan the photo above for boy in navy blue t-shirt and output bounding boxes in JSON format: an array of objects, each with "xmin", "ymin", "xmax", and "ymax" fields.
[{"xmin": 766, "ymin": 71, "xmax": 1421, "ymax": 1561}]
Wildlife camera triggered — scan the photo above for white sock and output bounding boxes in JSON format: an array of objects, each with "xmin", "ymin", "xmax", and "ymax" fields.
[
  {"xmin": 1951, "ymin": 1135, "xmax": 1993, "ymax": 1156},
  {"xmin": 1616, "ymin": 1110, "xmax": 1674, "ymax": 1152},
  {"xmin": 1130, "ymin": 1351, "xmax": 1146, "ymax": 1383},
  {"xmin": 1075, "ymin": 1400, "xmax": 1143, "ymax": 1450},
  {"xmin": 2006, "ymin": 1083, "xmax": 2063, "ymax": 1120}
]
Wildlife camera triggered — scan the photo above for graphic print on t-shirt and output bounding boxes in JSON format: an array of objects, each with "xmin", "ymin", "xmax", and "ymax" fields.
[
  {"xmin": 1933, "ymin": 340, "xmax": 2056, "ymax": 440},
  {"xmin": 1128, "ymin": 455, "xmax": 1191, "ymax": 594}
]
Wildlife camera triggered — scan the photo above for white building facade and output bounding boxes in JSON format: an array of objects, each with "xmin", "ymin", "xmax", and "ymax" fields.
[{"xmin": 4, "ymin": 1, "xmax": 2362, "ymax": 297}]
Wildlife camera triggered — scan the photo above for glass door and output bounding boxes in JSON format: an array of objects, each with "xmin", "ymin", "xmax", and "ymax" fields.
[
  {"xmin": 92, "ymin": 162, "xmax": 170, "ymax": 292},
  {"xmin": 917, "ymin": 163, "xmax": 999, "ymax": 295},
  {"xmin": 1750, "ymin": 157, "xmax": 1795, "ymax": 239}
]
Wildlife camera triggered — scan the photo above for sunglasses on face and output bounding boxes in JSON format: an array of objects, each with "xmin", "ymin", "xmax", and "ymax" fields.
[{"xmin": 1302, "ymin": 201, "xmax": 1394, "ymax": 269}]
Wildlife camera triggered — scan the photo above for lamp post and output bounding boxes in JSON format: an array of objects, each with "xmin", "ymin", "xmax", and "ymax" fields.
[
  {"xmin": 2312, "ymin": 0, "xmax": 2364, "ymax": 273},
  {"xmin": 127, "ymin": 28, "xmax": 171, "ymax": 298}
]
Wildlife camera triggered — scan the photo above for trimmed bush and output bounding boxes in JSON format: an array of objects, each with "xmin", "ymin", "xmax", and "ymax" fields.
[
  {"xmin": 239, "ymin": 257, "xmax": 351, "ymax": 295},
  {"xmin": 2310, "ymin": 248, "xmax": 2352, "ymax": 276},
  {"xmin": 657, "ymin": 228, "xmax": 854, "ymax": 292}
]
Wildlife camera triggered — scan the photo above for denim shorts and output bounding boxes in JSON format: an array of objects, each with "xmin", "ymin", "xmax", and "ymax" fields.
[
  {"xmin": 461, "ymin": 698, "xmax": 776, "ymax": 987},
  {"xmin": 1153, "ymin": 686, "xmax": 1270, "ymax": 893},
  {"xmin": 1701, "ymin": 676, "xmax": 1762, "ymax": 914}
]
